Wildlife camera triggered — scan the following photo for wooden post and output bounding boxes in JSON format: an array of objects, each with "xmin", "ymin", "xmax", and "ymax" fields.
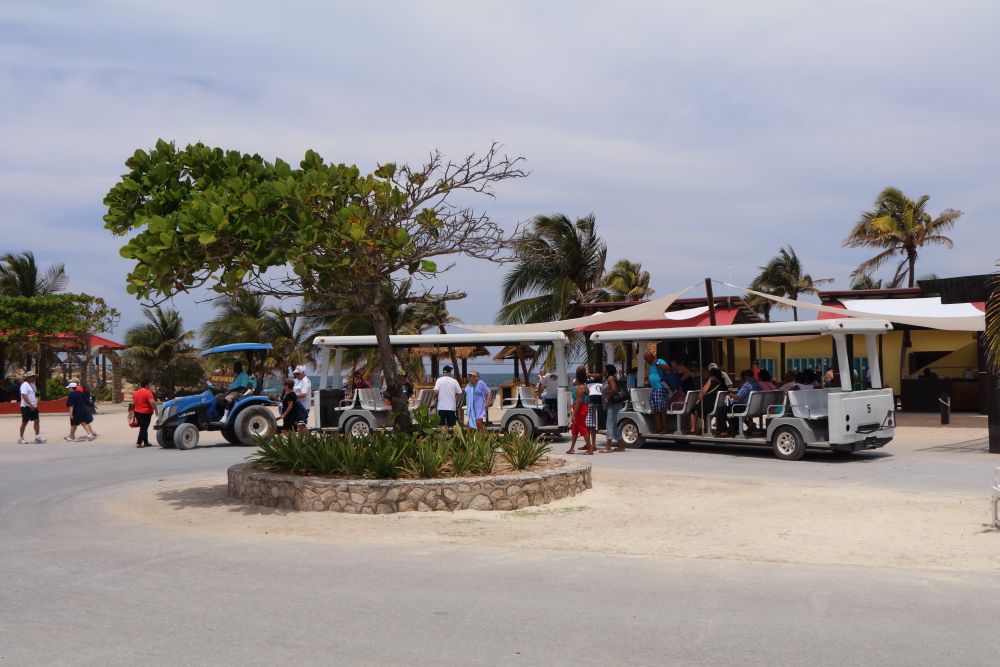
[
  {"xmin": 706, "ymin": 278, "xmax": 721, "ymax": 365},
  {"xmin": 461, "ymin": 358, "xmax": 468, "ymax": 381},
  {"xmin": 780, "ymin": 343, "xmax": 786, "ymax": 380}
]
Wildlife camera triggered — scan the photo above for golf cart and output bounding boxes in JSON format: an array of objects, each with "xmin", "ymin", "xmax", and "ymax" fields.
[{"xmin": 153, "ymin": 343, "xmax": 279, "ymax": 449}]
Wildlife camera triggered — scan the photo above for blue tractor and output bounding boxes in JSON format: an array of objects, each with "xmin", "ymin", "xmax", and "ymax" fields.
[{"xmin": 153, "ymin": 343, "xmax": 279, "ymax": 450}]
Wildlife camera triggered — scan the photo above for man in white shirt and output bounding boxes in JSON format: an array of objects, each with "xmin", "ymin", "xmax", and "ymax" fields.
[
  {"xmin": 292, "ymin": 366, "xmax": 312, "ymax": 435},
  {"xmin": 538, "ymin": 371, "xmax": 560, "ymax": 422},
  {"xmin": 433, "ymin": 365, "xmax": 462, "ymax": 431},
  {"xmin": 18, "ymin": 370, "xmax": 46, "ymax": 444}
]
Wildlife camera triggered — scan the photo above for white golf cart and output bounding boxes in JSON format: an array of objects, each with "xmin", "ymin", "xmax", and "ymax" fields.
[
  {"xmin": 591, "ymin": 318, "xmax": 896, "ymax": 460},
  {"xmin": 309, "ymin": 332, "xmax": 572, "ymax": 437}
]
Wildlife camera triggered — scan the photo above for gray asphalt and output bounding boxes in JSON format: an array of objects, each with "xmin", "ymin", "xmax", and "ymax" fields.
[{"xmin": 2, "ymin": 438, "xmax": 999, "ymax": 666}]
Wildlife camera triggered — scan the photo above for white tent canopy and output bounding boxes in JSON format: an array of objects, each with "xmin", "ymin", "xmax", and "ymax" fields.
[
  {"xmin": 731, "ymin": 284, "xmax": 985, "ymax": 331},
  {"xmin": 454, "ymin": 284, "xmax": 700, "ymax": 334}
]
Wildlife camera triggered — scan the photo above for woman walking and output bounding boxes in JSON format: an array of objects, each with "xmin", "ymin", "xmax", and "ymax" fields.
[
  {"xmin": 599, "ymin": 364, "xmax": 627, "ymax": 452},
  {"xmin": 566, "ymin": 367, "xmax": 593, "ymax": 455},
  {"xmin": 132, "ymin": 379, "xmax": 158, "ymax": 448}
]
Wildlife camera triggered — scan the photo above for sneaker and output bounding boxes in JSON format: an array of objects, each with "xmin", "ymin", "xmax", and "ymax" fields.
[
  {"xmin": 86, "ymin": 434, "xmax": 96, "ymax": 441},
  {"xmin": 64, "ymin": 436, "xmax": 74, "ymax": 442},
  {"xmin": 34, "ymin": 437, "xmax": 47, "ymax": 443},
  {"xmin": 91, "ymin": 432, "xmax": 99, "ymax": 438},
  {"xmin": 17, "ymin": 437, "xmax": 26, "ymax": 444}
]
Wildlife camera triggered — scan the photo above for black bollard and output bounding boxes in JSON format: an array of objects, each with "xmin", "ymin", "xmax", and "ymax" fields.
[{"xmin": 940, "ymin": 392, "xmax": 951, "ymax": 425}]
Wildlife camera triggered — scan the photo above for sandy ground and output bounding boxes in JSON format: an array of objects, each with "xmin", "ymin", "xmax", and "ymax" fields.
[
  {"xmin": 109, "ymin": 461, "xmax": 1000, "ymax": 573},
  {"xmin": 9, "ymin": 404, "xmax": 1000, "ymax": 572}
]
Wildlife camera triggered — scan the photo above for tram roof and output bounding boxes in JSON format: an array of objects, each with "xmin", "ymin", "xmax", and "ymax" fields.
[
  {"xmin": 591, "ymin": 318, "xmax": 893, "ymax": 343},
  {"xmin": 312, "ymin": 331, "xmax": 569, "ymax": 349}
]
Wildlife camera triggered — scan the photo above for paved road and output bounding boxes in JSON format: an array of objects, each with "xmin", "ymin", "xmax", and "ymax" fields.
[{"xmin": 2, "ymin": 439, "xmax": 999, "ymax": 666}]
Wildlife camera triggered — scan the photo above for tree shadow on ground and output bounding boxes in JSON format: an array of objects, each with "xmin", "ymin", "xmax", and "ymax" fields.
[{"xmin": 156, "ymin": 484, "xmax": 293, "ymax": 516}]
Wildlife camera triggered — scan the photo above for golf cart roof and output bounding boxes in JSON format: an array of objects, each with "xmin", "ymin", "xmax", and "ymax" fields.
[
  {"xmin": 200, "ymin": 343, "xmax": 274, "ymax": 356},
  {"xmin": 312, "ymin": 331, "xmax": 569, "ymax": 349},
  {"xmin": 591, "ymin": 318, "xmax": 893, "ymax": 343}
]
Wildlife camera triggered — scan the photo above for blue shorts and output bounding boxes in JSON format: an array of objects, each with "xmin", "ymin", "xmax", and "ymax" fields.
[
  {"xmin": 438, "ymin": 410, "xmax": 457, "ymax": 426},
  {"xmin": 70, "ymin": 412, "xmax": 93, "ymax": 426},
  {"xmin": 650, "ymin": 388, "xmax": 669, "ymax": 412},
  {"xmin": 296, "ymin": 406, "xmax": 309, "ymax": 427}
]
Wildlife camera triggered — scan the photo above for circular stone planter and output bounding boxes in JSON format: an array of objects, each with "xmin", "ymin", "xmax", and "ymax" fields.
[{"xmin": 227, "ymin": 460, "xmax": 592, "ymax": 513}]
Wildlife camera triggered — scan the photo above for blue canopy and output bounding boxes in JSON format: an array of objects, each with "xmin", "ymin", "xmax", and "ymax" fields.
[{"xmin": 201, "ymin": 343, "xmax": 273, "ymax": 356}]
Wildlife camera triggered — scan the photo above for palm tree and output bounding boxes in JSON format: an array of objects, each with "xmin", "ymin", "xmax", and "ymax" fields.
[
  {"xmin": 412, "ymin": 301, "xmax": 463, "ymax": 377},
  {"xmin": 264, "ymin": 307, "xmax": 315, "ymax": 379},
  {"xmin": 752, "ymin": 246, "xmax": 833, "ymax": 320},
  {"xmin": 122, "ymin": 307, "xmax": 200, "ymax": 398},
  {"xmin": 497, "ymin": 213, "xmax": 608, "ymax": 325},
  {"xmin": 0, "ymin": 251, "xmax": 68, "ymax": 297},
  {"xmin": 200, "ymin": 295, "xmax": 269, "ymax": 350},
  {"xmin": 850, "ymin": 275, "xmax": 885, "ymax": 290},
  {"xmin": 744, "ymin": 276, "xmax": 784, "ymax": 322},
  {"xmin": 843, "ymin": 187, "xmax": 963, "ymax": 288},
  {"xmin": 596, "ymin": 259, "xmax": 655, "ymax": 302}
]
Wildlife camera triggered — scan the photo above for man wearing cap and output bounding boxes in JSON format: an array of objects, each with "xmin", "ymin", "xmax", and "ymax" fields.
[
  {"xmin": 18, "ymin": 371, "xmax": 46, "ymax": 444},
  {"xmin": 64, "ymin": 381, "xmax": 97, "ymax": 441},
  {"xmin": 400, "ymin": 372, "xmax": 414, "ymax": 401},
  {"xmin": 463, "ymin": 370, "xmax": 491, "ymax": 432},
  {"xmin": 708, "ymin": 362, "xmax": 733, "ymax": 389},
  {"xmin": 433, "ymin": 365, "xmax": 462, "ymax": 431},
  {"xmin": 292, "ymin": 366, "xmax": 312, "ymax": 435}
]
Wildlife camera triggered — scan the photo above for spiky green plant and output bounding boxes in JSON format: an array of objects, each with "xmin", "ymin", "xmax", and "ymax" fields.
[{"xmin": 499, "ymin": 435, "xmax": 549, "ymax": 470}]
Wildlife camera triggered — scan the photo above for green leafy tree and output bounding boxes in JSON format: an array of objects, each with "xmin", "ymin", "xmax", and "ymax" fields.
[
  {"xmin": 0, "ymin": 251, "xmax": 68, "ymax": 297},
  {"xmin": 104, "ymin": 140, "xmax": 526, "ymax": 427},
  {"xmin": 850, "ymin": 274, "xmax": 885, "ymax": 290},
  {"xmin": 596, "ymin": 259, "xmax": 654, "ymax": 302},
  {"xmin": 122, "ymin": 307, "xmax": 201, "ymax": 398},
  {"xmin": 497, "ymin": 213, "xmax": 608, "ymax": 325},
  {"xmin": 412, "ymin": 300, "xmax": 462, "ymax": 376},
  {"xmin": 843, "ymin": 187, "xmax": 962, "ymax": 288},
  {"xmin": 751, "ymin": 246, "xmax": 833, "ymax": 321},
  {"xmin": 743, "ymin": 277, "xmax": 784, "ymax": 322}
]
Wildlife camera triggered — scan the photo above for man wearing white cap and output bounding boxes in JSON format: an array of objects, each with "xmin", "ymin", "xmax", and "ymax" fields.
[
  {"xmin": 292, "ymin": 366, "xmax": 312, "ymax": 435},
  {"xmin": 433, "ymin": 365, "xmax": 462, "ymax": 432},
  {"xmin": 18, "ymin": 371, "xmax": 45, "ymax": 444},
  {"xmin": 708, "ymin": 363, "xmax": 733, "ymax": 389},
  {"xmin": 64, "ymin": 381, "xmax": 97, "ymax": 441}
]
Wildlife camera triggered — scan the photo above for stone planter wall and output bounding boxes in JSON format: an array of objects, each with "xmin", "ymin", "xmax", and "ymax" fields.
[{"xmin": 227, "ymin": 460, "xmax": 591, "ymax": 513}]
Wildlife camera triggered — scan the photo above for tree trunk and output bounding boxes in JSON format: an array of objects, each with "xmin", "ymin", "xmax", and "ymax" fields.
[
  {"xmin": 370, "ymin": 296, "xmax": 411, "ymax": 431},
  {"xmin": 907, "ymin": 251, "xmax": 917, "ymax": 288}
]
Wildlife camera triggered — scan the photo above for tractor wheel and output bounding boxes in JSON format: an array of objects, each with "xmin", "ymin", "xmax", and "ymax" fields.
[
  {"xmin": 234, "ymin": 406, "xmax": 277, "ymax": 446},
  {"xmin": 173, "ymin": 423, "xmax": 200, "ymax": 450}
]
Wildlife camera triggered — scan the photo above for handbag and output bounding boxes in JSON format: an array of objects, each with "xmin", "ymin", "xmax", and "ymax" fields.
[
  {"xmin": 608, "ymin": 379, "xmax": 629, "ymax": 405},
  {"xmin": 128, "ymin": 403, "xmax": 139, "ymax": 428}
]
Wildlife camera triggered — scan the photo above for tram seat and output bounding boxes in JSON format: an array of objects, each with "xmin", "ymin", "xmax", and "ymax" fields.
[
  {"xmin": 666, "ymin": 390, "xmax": 701, "ymax": 435},
  {"xmin": 501, "ymin": 386, "xmax": 541, "ymax": 409},
  {"xmin": 629, "ymin": 388, "xmax": 653, "ymax": 414},
  {"xmin": 729, "ymin": 390, "xmax": 785, "ymax": 439},
  {"xmin": 787, "ymin": 388, "xmax": 840, "ymax": 419},
  {"xmin": 411, "ymin": 389, "xmax": 435, "ymax": 411},
  {"xmin": 357, "ymin": 388, "xmax": 391, "ymax": 412}
]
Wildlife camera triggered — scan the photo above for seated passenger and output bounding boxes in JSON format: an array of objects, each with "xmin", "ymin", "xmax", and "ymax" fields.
[
  {"xmin": 220, "ymin": 361, "xmax": 252, "ymax": 411},
  {"xmin": 757, "ymin": 369, "xmax": 777, "ymax": 391},
  {"xmin": 779, "ymin": 370, "xmax": 797, "ymax": 390}
]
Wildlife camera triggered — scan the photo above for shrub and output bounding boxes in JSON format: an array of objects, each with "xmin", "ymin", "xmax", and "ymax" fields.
[
  {"xmin": 499, "ymin": 436, "xmax": 550, "ymax": 470},
  {"xmin": 250, "ymin": 429, "xmax": 546, "ymax": 479},
  {"xmin": 94, "ymin": 384, "xmax": 112, "ymax": 402},
  {"xmin": 45, "ymin": 377, "xmax": 70, "ymax": 400}
]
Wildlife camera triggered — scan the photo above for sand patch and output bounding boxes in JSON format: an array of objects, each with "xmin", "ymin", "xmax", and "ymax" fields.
[{"xmin": 108, "ymin": 466, "xmax": 1000, "ymax": 572}]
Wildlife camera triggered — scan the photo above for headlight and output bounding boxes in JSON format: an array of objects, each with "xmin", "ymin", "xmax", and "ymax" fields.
[{"xmin": 158, "ymin": 404, "xmax": 176, "ymax": 423}]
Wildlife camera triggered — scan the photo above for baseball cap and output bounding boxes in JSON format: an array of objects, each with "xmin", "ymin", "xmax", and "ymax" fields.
[
  {"xmin": 24, "ymin": 370, "xmax": 36, "ymax": 378},
  {"xmin": 708, "ymin": 363, "xmax": 719, "ymax": 370},
  {"xmin": 442, "ymin": 365, "xmax": 453, "ymax": 373},
  {"xmin": 66, "ymin": 382, "xmax": 78, "ymax": 389},
  {"xmin": 293, "ymin": 366, "xmax": 306, "ymax": 375},
  {"xmin": 468, "ymin": 369, "xmax": 480, "ymax": 377}
]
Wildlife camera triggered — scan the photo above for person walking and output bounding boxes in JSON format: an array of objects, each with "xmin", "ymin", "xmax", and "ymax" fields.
[
  {"xmin": 599, "ymin": 364, "xmax": 627, "ymax": 452},
  {"xmin": 433, "ymin": 365, "xmax": 462, "ymax": 432},
  {"xmin": 566, "ymin": 367, "xmax": 593, "ymax": 455},
  {"xmin": 278, "ymin": 378, "xmax": 299, "ymax": 435},
  {"xmin": 18, "ymin": 370, "xmax": 45, "ymax": 443},
  {"xmin": 132, "ymin": 379, "xmax": 157, "ymax": 448},
  {"xmin": 64, "ymin": 381, "xmax": 96, "ymax": 441},
  {"xmin": 463, "ymin": 370, "xmax": 491, "ymax": 432},
  {"xmin": 292, "ymin": 366, "xmax": 312, "ymax": 435}
]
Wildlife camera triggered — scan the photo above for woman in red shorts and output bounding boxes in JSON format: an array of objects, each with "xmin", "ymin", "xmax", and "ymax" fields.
[{"xmin": 566, "ymin": 366, "xmax": 593, "ymax": 455}]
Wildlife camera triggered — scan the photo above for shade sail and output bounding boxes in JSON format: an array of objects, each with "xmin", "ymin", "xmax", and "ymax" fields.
[
  {"xmin": 574, "ymin": 305, "xmax": 739, "ymax": 332},
  {"xmin": 731, "ymin": 284, "xmax": 985, "ymax": 331},
  {"xmin": 454, "ymin": 284, "xmax": 700, "ymax": 334}
]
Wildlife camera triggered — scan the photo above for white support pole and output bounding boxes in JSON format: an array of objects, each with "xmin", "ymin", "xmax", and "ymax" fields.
[
  {"xmin": 554, "ymin": 340, "xmax": 568, "ymax": 428},
  {"xmin": 864, "ymin": 333, "xmax": 882, "ymax": 389},
  {"xmin": 317, "ymin": 346, "xmax": 330, "ymax": 390},
  {"xmin": 332, "ymin": 348, "xmax": 343, "ymax": 390},
  {"xmin": 833, "ymin": 334, "xmax": 852, "ymax": 392}
]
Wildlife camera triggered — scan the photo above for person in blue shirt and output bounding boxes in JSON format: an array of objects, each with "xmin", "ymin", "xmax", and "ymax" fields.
[
  {"xmin": 712, "ymin": 369, "xmax": 761, "ymax": 437},
  {"xmin": 64, "ymin": 381, "xmax": 96, "ymax": 441},
  {"xmin": 644, "ymin": 351, "xmax": 672, "ymax": 434},
  {"xmin": 228, "ymin": 362, "xmax": 251, "ymax": 392},
  {"xmin": 464, "ymin": 370, "xmax": 491, "ymax": 432}
]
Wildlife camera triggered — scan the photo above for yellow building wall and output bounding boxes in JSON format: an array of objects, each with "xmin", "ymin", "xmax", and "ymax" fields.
[{"xmin": 716, "ymin": 329, "xmax": 977, "ymax": 394}]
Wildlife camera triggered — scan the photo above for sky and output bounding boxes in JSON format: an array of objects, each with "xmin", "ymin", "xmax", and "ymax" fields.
[{"xmin": 2, "ymin": 0, "xmax": 998, "ymax": 352}]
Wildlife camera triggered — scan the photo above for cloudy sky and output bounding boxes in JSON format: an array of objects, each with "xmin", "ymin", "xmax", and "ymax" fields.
[{"xmin": 2, "ymin": 0, "xmax": 998, "ymax": 342}]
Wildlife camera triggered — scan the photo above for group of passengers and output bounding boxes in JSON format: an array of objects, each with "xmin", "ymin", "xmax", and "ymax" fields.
[{"xmin": 566, "ymin": 363, "xmax": 629, "ymax": 455}]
